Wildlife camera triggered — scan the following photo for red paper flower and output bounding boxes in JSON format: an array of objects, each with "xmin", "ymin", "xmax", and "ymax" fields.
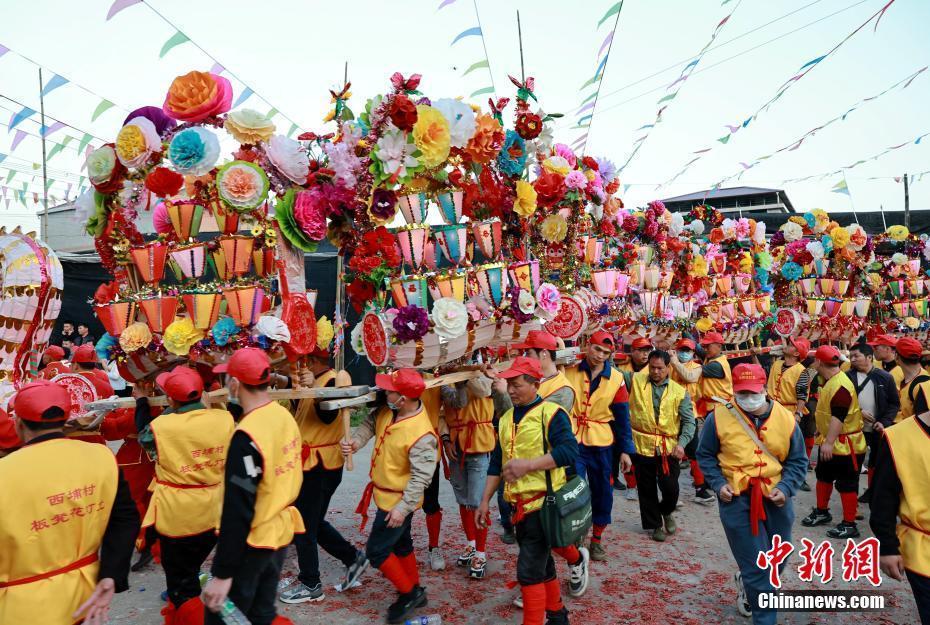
[
  {"xmin": 515, "ymin": 112, "xmax": 543, "ymax": 140},
  {"xmin": 145, "ymin": 167, "xmax": 184, "ymax": 198},
  {"xmin": 94, "ymin": 281, "xmax": 120, "ymax": 304},
  {"xmin": 709, "ymin": 228, "xmax": 724, "ymax": 244},
  {"xmin": 582, "ymin": 156, "xmax": 599, "ymax": 171},
  {"xmin": 346, "ymin": 279, "xmax": 375, "ymax": 313},
  {"xmin": 388, "ymin": 94, "xmax": 418, "ymax": 132},
  {"xmin": 533, "ymin": 170, "xmax": 565, "ymax": 207}
]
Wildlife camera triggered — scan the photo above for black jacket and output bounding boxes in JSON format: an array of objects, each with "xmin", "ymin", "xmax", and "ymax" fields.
[{"xmin": 844, "ymin": 367, "xmax": 900, "ymax": 427}]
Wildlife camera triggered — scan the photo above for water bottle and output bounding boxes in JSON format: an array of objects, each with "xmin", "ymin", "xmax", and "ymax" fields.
[
  {"xmin": 217, "ymin": 600, "xmax": 252, "ymax": 625},
  {"xmin": 404, "ymin": 616, "xmax": 441, "ymax": 625}
]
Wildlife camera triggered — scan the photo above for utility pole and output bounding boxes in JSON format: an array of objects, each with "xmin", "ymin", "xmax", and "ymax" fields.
[
  {"xmin": 38, "ymin": 67, "xmax": 49, "ymax": 241},
  {"xmin": 903, "ymin": 172, "xmax": 910, "ymax": 230}
]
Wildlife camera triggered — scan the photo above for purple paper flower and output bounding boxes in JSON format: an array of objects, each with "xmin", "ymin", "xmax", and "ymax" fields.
[
  {"xmin": 370, "ymin": 188, "xmax": 398, "ymax": 221},
  {"xmin": 393, "ymin": 305, "xmax": 430, "ymax": 342},
  {"xmin": 124, "ymin": 106, "xmax": 177, "ymax": 136},
  {"xmin": 509, "ymin": 286, "xmax": 533, "ymax": 323}
]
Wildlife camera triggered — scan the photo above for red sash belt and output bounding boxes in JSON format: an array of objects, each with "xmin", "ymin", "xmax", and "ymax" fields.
[
  {"xmin": 748, "ymin": 476, "xmax": 772, "ymax": 537},
  {"xmin": 449, "ymin": 420, "xmax": 495, "ymax": 464},
  {"xmin": 355, "ymin": 481, "xmax": 404, "ymax": 531},
  {"xmin": 511, "ymin": 492, "xmax": 545, "ymax": 524},
  {"xmin": 630, "ymin": 426, "xmax": 676, "ymax": 474},
  {"xmin": 155, "ymin": 478, "xmax": 219, "ymax": 490},
  {"xmin": 901, "ymin": 520, "xmax": 930, "ymax": 536},
  {"xmin": 837, "ymin": 429, "xmax": 864, "ymax": 471},
  {"xmin": 0, "ymin": 553, "xmax": 98, "ymax": 588}
]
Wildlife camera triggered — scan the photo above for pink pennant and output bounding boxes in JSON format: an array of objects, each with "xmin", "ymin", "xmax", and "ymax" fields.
[
  {"xmin": 42, "ymin": 121, "xmax": 65, "ymax": 137},
  {"xmin": 0, "ymin": 44, "xmax": 8, "ymax": 59},
  {"xmin": 724, "ymin": 124, "xmax": 741, "ymax": 133},
  {"xmin": 598, "ymin": 31, "xmax": 614, "ymax": 57},
  {"xmin": 106, "ymin": 0, "xmax": 141, "ymax": 20},
  {"xmin": 210, "ymin": 62, "xmax": 225, "ymax": 75},
  {"xmin": 10, "ymin": 130, "xmax": 27, "ymax": 151}
]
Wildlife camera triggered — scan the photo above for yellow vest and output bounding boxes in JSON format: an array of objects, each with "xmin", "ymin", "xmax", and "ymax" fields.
[
  {"xmin": 230, "ymin": 402, "xmax": 305, "ymax": 549},
  {"xmin": 767, "ymin": 360, "xmax": 804, "ymax": 408},
  {"xmin": 564, "ymin": 364, "xmax": 626, "ymax": 447},
  {"xmin": 670, "ymin": 360, "xmax": 701, "ymax": 404},
  {"xmin": 629, "ymin": 372, "xmax": 686, "ymax": 457},
  {"xmin": 815, "ymin": 373, "xmax": 866, "ymax": 455},
  {"xmin": 143, "ymin": 406, "xmax": 234, "ymax": 537},
  {"xmin": 370, "ymin": 405, "xmax": 437, "ymax": 511},
  {"xmin": 0, "ymin": 438, "xmax": 118, "ymax": 625},
  {"xmin": 874, "ymin": 360, "xmax": 904, "ymax": 387},
  {"xmin": 715, "ymin": 401, "xmax": 795, "ymax": 496},
  {"xmin": 896, "ymin": 372, "xmax": 930, "ymax": 424},
  {"xmin": 499, "ymin": 400, "xmax": 567, "ymax": 514},
  {"xmin": 700, "ymin": 355, "xmax": 733, "ymax": 402},
  {"xmin": 446, "ymin": 394, "xmax": 496, "ymax": 454},
  {"xmin": 538, "ymin": 371, "xmax": 572, "ymax": 403},
  {"xmin": 294, "ymin": 370, "xmax": 345, "ymax": 471},
  {"xmin": 883, "ymin": 416, "xmax": 930, "ymax": 576},
  {"xmin": 421, "ymin": 385, "xmax": 442, "ymax": 430}
]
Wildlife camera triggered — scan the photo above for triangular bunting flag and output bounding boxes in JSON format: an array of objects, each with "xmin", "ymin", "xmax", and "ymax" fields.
[
  {"xmin": 41, "ymin": 74, "xmax": 69, "ymax": 96},
  {"xmin": 598, "ymin": 1, "xmax": 623, "ymax": 27},
  {"xmin": 451, "ymin": 26, "xmax": 482, "ymax": 46},
  {"xmin": 92, "ymin": 99, "xmax": 115, "ymax": 122},
  {"xmin": 159, "ymin": 31, "xmax": 191, "ymax": 59},
  {"xmin": 462, "ymin": 60, "xmax": 489, "ymax": 77},
  {"xmin": 233, "ymin": 88, "xmax": 254, "ymax": 109}
]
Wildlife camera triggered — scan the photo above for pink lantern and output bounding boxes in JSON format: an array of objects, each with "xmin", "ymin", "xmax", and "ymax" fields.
[
  {"xmin": 472, "ymin": 219, "xmax": 502, "ymax": 260},
  {"xmin": 397, "ymin": 194, "xmax": 427, "ymax": 225},
  {"xmin": 616, "ymin": 273, "xmax": 630, "ymax": 296},
  {"xmin": 423, "ymin": 240, "xmax": 438, "ymax": 271},
  {"xmin": 585, "ymin": 239, "xmax": 604, "ymax": 265},
  {"xmin": 395, "ymin": 225, "xmax": 430, "ymax": 269},
  {"xmin": 591, "ymin": 269, "xmax": 619, "ymax": 298},
  {"xmin": 818, "ymin": 278, "xmax": 834, "ymax": 297},
  {"xmin": 169, "ymin": 243, "xmax": 207, "ymax": 280}
]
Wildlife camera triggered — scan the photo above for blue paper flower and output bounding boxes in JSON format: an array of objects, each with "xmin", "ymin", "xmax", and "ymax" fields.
[
  {"xmin": 755, "ymin": 267, "xmax": 770, "ymax": 286},
  {"xmin": 803, "ymin": 212, "xmax": 817, "ymax": 229},
  {"xmin": 780, "ymin": 261, "xmax": 803, "ymax": 281},
  {"xmin": 95, "ymin": 333, "xmax": 117, "ymax": 360},
  {"xmin": 168, "ymin": 127, "xmax": 219, "ymax": 175},
  {"xmin": 497, "ymin": 130, "xmax": 527, "ymax": 177},
  {"xmin": 211, "ymin": 317, "xmax": 239, "ymax": 347},
  {"xmin": 822, "ymin": 235, "xmax": 834, "ymax": 254}
]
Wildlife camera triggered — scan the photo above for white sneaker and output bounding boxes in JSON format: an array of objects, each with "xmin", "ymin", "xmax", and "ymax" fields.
[
  {"xmin": 568, "ymin": 547, "xmax": 590, "ymax": 597},
  {"xmin": 512, "ymin": 594, "xmax": 523, "ymax": 608},
  {"xmin": 624, "ymin": 489, "xmax": 638, "ymax": 501},
  {"xmin": 734, "ymin": 572, "xmax": 751, "ymax": 617},
  {"xmin": 429, "ymin": 547, "xmax": 446, "ymax": 571}
]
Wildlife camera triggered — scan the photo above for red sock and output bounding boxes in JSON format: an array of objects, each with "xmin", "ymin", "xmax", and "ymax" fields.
[
  {"xmin": 591, "ymin": 524, "xmax": 606, "ymax": 544},
  {"xmin": 378, "ymin": 554, "xmax": 414, "ymax": 594},
  {"xmin": 867, "ymin": 467, "xmax": 875, "ymax": 488},
  {"xmin": 521, "ymin": 583, "xmax": 547, "ymax": 625},
  {"xmin": 426, "ymin": 510, "xmax": 442, "ymax": 549},
  {"xmin": 625, "ymin": 471, "xmax": 637, "ymax": 488},
  {"xmin": 459, "ymin": 505, "xmax": 476, "ymax": 542},
  {"xmin": 805, "ymin": 437, "xmax": 815, "ymax": 460},
  {"xmin": 552, "ymin": 545, "xmax": 580, "ymax": 565},
  {"xmin": 689, "ymin": 459, "xmax": 705, "ymax": 487},
  {"xmin": 398, "ymin": 552, "xmax": 420, "ymax": 587},
  {"xmin": 815, "ymin": 481, "xmax": 833, "ymax": 510},
  {"xmin": 475, "ymin": 522, "xmax": 488, "ymax": 553},
  {"xmin": 544, "ymin": 578, "xmax": 564, "ymax": 611},
  {"xmin": 840, "ymin": 492, "xmax": 858, "ymax": 523},
  {"xmin": 173, "ymin": 597, "xmax": 204, "ymax": 625}
]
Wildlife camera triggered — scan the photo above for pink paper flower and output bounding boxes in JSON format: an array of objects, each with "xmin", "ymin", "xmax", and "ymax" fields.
[
  {"xmin": 293, "ymin": 190, "xmax": 328, "ymax": 240},
  {"xmin": 554, "ymin": 143, "xmax": 577, "ymax": 168},
  {"xmin": 565, "ymin": 170, "xmax": 588, "ymax": 190}
]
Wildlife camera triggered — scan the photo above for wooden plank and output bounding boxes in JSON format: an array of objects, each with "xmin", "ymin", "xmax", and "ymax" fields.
[
  {"xmin": 421, "ymin": 353, "xmax": 579, "ymax": 389},
  {"xmin": 85, "ymin": 385, "xmax": 372, "ymax": 412},
  {"xmin": 319, "ymin": 392, "xmax": 378, "ymax": 411}
]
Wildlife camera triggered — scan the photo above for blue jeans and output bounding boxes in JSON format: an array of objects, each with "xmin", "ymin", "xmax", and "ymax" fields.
[
  {"xmin": 497, "ymin": 481, "xmax": 513, "ymax": 532},
  {"xmin": 449, "ymin": 452, "xmax": 490, "ymax": 508},
  {"xmin": 575, "ymin": 444, "xmax": 613, "ymax": 526},
  {"xmin": 718, "ymin": 492, "xmax": 795, "ymax": 625}
]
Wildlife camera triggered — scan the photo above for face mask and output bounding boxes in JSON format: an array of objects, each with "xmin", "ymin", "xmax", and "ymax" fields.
[
  {"xmin": 736, "ymin": 393, "xmax": 767, "ymax": 413},
  {"xmin": 387, "ymin": 400, "xmax": 401, "ymax": 411},
  {"xmin": 677, "ymin": 351, "xmax": 693, "ymax": 363}
]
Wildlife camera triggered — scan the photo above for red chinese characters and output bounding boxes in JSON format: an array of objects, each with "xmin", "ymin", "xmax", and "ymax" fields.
[
  {"xmin": 797, "ymin": 538, "xmax": 835, "ymax": 584},
  {"xmin": 756, "ymin": 534, "xmax": 794, "ymax": 589},
  {"xmin": 841, "ymin": 537, "xmax": 882, "ymax": 586}
]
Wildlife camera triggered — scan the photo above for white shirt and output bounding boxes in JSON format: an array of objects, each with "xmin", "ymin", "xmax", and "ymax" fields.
[
  {"xmin": 854, "ymin": 370, "xmax": 877, "ymax": 432},
  {"xmin": 106, "ymin": 360, "xmax": 127, "ymax": 391}
]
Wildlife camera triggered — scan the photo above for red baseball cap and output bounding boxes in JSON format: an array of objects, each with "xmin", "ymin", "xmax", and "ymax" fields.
[
  {"xmin": 733, "ymin": 363, "xmax": 766, "ymax": 393},
  {"xmin": 12, "ymin": 380, "xmax": 72, "ymax": 423},
  {"xmin": 213, "ymin": 347, "xmax": 271, "ymax": 385},
  {"xmin": 156, "ymin": 366, "xmax": 205, "ymax": 402},
  {"xmin": 589, "ymin": 330, "xmax": 615, "ymax": 348},
  {"xmin": 700, "ymin": 331, "xmax": 725, "ymax": 346},
  {"xmin": 513, "ymin": 330, "xmax": 559, "ymax": 351},
  {"xmin": 895, "ymin": 337, "xmax": 922, "ymax": 359},
  {"xmin": 814, "ymin": 345, "xmax": 841, "ymax": 365},
  {"xmin": 789, "ymin": 337, "xmax": 811, "ymax": 360},
  {"xmin": 375, "ymin": 368, "xmax": 426, "ymax": 399},
  {"xmin": 675, "ymin": 338, "xmax": 696, "ymax": 350},
  {"xmin": 630, "ymin": 337, "xmax": 653, "ymax": 350},
  {"xmin": 867, "ymin": 334, "xmax": 898, "ymax": 348},
  {"xmin": 497, "ymin": 356, "xmax": 544, "ymax": 380},
  {"xmin": 71, "ymin": 344, "xmax": 97, "ymax": 364},
  {"xmin": 44, "ymin": 345, "xmax": 65, "ymax": 361}
]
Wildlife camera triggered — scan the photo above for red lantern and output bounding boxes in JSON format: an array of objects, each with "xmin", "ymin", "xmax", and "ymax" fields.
[
  {"xmin": 138, "ymin": 295, "xmax": 179, "ymax": 334},
  {"xmin": 94, "ymin": 301, "xmax": 136, "ymax": 337},
  {"xmin": 130, "ymin": 241, "xmax": 169, "ymax": 285}
]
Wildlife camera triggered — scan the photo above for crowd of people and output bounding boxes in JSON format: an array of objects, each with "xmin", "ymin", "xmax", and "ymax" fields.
[{"xmin": 0, "ymin": 326, "xmax": 928, "ymax": 625}]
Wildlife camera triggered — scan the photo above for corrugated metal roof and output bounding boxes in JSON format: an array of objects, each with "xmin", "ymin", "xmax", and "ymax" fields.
[{"xmin": 660, "ymin": 186, "xmax": 786, "ymax": 202}]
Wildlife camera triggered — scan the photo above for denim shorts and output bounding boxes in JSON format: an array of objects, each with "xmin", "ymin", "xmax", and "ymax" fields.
[{"xmin": 449, "ymin": 451, "xmax": 490, "ymax": 508}]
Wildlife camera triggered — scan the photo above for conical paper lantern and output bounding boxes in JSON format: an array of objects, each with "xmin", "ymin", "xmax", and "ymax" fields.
[
  {"xmin": 398, "ymin": 194, "xmax": 428, "ymax": 225},
  {"xmin": 436, "ymin": 190, "xmax": 463, "ymax": 225},
  {"xmin": 475, "ymin": 263, "xmax": 507, "ymax": 307},
  {"xmin": 211, "ymin": 199, "xmax": 240, "ymax": 234},
  {"xmin": 509, "ymin": 260, "xmax": 540, "ymax": 293},
  {"xmin": 223, "ymin": 285, "xmax": 265, "ymax": 326},
  {"xmin": 740, "ymin": 298, "xmax": 755, "ymax": 316},
  {"xmin": 627, "ymin": 263, "xmax": 645, "ymax": 288},
  {"xmin": 908, "ymin": 279, "xmax": 925, "ymax": 297},
  {"xmin": 218, "ymin": 235, "xmax": 255, "ymax": 278},
  {"xmin": 806, "ymin": 298, "xmax": 824, "ymax": 316},
  {"xmin": 130, "ymin": 241, "xmax": 168, "ymax": 285},
  {"xmin": 892, "ymin": 301, "xmax": 910, "ymax": 318},
  {"xmin": 640, "ymin": 291, "xmax": 662, "ymax": 316},
  {"xmin": 721, "ymin": 302, "xmax": 736, "ymax": 321},
  {"xmin": 702, "ymin": 276, "xmax": 716, "ymax": 297},
  {"xmin": 755, "ymin": 294, "xmax": 771, "ymax": 314},
  {"xmin": 138, "ymin": 295, "xmax": 178, "ymax": 334},
  {"xmin": 715, "ymin": 275, "xmax": 732, "ymax": 297},
  {"xmin": 819, "ymin": 278, "xmax": 834, "ymax": 297},
  {"xmin": 433, "ymin": 224, "xmax": 468, "ymax": 266},
  {"xmin": 813, "ymin": 259, "xmax": 830, "ymax": 277},
  {"xmin": 638, "ymin": 245, "xmax": 655, "ymax": 266},
  {"xmin": 95, "ymin": 301, "xmax": 136, "ymax": 337},
  {"xmin": 734, "ymin": 273, "xmax": 752, "ymax": 294},
  {"xmin": 644, "ymin": 267, "xmax": 661, "ymax": 290},
  {"xmin": 833, "ymin": 279, "xmax": 850, "ymax": 297},
  {"xmin": 906, "ymin": 259, "xmax": 921, "ymax": 277},
  {"xmin": 166, "ymin": 201, "xmax": 204, "ymax": 240},
  {"xmin": 798, "ymin": 277, "xmax": 816, "ymax": 296},
  {"xmin": 472, "ymin": 219, "xmax": 502, "ymax": 260},
  {"xmin": 390, "ymin": 276, "xmax": 427, "ymax": 308},
  {"xmin": 823, "ymin": 299, "xmax": 841, "ymax": 318},
  {"xmin": 591, "ymin": 269, "xmax": 619, "ymax": 298},
  {"xmin": 433, "ymin": 271, "xmax": 466, "ymax": 302},
  {"xmin": 395, "ymin": 224, "xmax": 430, "ymax": 269},
  {"xmin": 616, "ymin": 273, "xmax": 631, "ymax": 296},
  {"xmin": 118, "ymin": 262, "xmax": 143, "ymax": 293},
  {"xmin": 854, "ymin": 297, "xmax": 870, "ymax": 318},
  {"xmin": 840, "ymin": 299, "xmax": 855, "ymax": 316},
  {"xmin": 423, "ymin": 240, "xmax": 438, "ymax": 271},
  {"xmin": 182, "ymin": 292, "xmax": 222, "ymax": 329},
  {"xmin": 888, "ymin": 280, "xmax": 904, "ymax": 299},
  {"xmin": 585, "ymin": 239, "xmax": 604, "ymax": 265},
  {"xmin": 169, "ymin": 243, "xmax": 207, "ymax": 280},
  {"xmin": 252, "ymin": 247, "xmax": 276, "ymax": 278},
  {"xmin": 708, "ymin": 254, "xmax": 726, "ymax": 275}
]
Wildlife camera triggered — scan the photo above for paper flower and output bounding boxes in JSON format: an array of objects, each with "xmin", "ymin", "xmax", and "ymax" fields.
[
  {"xmin": 518, "ymin": 289, "xmax": 536, "ymax": 315},
  {"xmin": 904, "ymin": 316, "xmax": 920, "ymax": 329},
  {"xmin": 95, "ymin": 333, "xmax": 117, "ymax": 360},
  {"xmin": 689, "ymin": 255, "xmax": 708, "ymax": 278},
  {"xmin": 350, "ymin": 321, "xmax": 367, "ymax": 356},
  {"xmin": 163, "ymin": 71, "xmax": 233, "ymax": 122},
  {"xmin": 845, "ymin": 224, "xmax": 866, "ymax": 250},
  {"xmin": 596, "ymin": 157, "xmax": 618, "ymax": 183},
  {"xmin": 211, "ymin": 317, "xmax": 239, "ymax": 347},
  {"xmin": 695, "ymin": 317, "xmax": 713, "ymax": 332},
  {"xmin": 887, "ymin": 225, "xmax": 909, "ymax": 241},
  {"xmin": 412, "ymin": 105, "xmax": 451, "ymax": 168},
  {"xmin": 266, "ymin": 135, "xmax": 309, "ymax": 185},
  {"xmin": 542, "ymin": 156, "xmax": 570, "ymax": 176},
  {"xmin": 225, "ymin": 109, "xmax": 276, "ymax": 144},
  {"xmin": 512, "ymin": 180, "xmax": 537, "ymax": 218},
  {"xmin": 168, "ymin": 127, "xmax": 220, "ymax": 175},
  {"xmin": 388, "ymin": 94, "xmax": 418, "ymax": 131},
  {"xmin": 393, "ymin": 305, "xmax": 430, "ymax": 342},
  {"xmin": 316, "ymin": 316, "xmax": 334, "ymax": 350},
  {"xmin": 536, "ymin": 283, "xmax": 561, "ymax": 314},
  {"xmin": 433, "ymin": 98, "xmax": 476, "ymax": 148},
  {"xmin": 810, "ymin": 209, "xmax": 830, "ymax": 233},
  {"xmin": 755, "ymin": 251, "xmax": 773, "ymax": 270},
  {"xmin": 373, "ymin": 128, "xmax": 420, "ymax": 184},
  {"xmin": 216, "ymin": 161, "xmax": 270, "ymax": 212},
  {"xmin": 144, "ymin": 167, "xmax": 184, "ymax": 199},
  {"xmin": 780, "ymin": 221, "xmax": 803, "ymax": 243},
  {"xmin": 752, "ymin": 220, "xmax": 767, "ymax": 245},
  {"xmin": 116, "ymin": 117, "xmax": 162, "ymax": 168},
  {"xmin": 369, "ymin": 188, "xmax": 398, "ymax": 223},
  {"xmin": 432, "ymin": 298, "xmax": 468, "ymax": 340},
  {"xmin": 554, "ymin": 144, "xmax": 577, "ymax": 168},
  {"xmin": 123, "ymin": 105, "xmax": 176, "ymax": 135},
  {"xmin": 119, "ymin": 322, "xmax": 152, "ymax": 353},
  {"xmin": 163, "ymin": 317, "xmax": 204, "ymax": 356},
  {"xmin": 465, "ymin": 113, "xmax": 504, "ymax": 164},
  {"xmin": 686, "ymin": 220, "xmax": 705, "ymax": 236},
  {"xmin": 497, "ymin": 130, "xmax": 527, "ymax": 177},
  {"xmin": 892, "ymin": 252, "xmax": 908, "ymax": 266},
  {"xmin": 780, "ymin": 261, "xmax": 803, "ymax": 281},
  {"xmin": 564, "ymin": 170, "xmax": 588, "ymax": 190},
  {"xmin": 515, "ymin": 111, "xmax": 543, "ymax": 140},
  {"xmin": 541, "ymin": 214, "xmax": 568, "ymax": 243},
  {"xmin": 254, "ymin": 315, "xmax": 291, "ymax": 342},
  {"xmin": 534, "ymin": 170, "xmax": 566, "ymax": 208},
  {"xmin": 806, "ymin": 241, "xmax": 825, "ymax": 260},
  {"xmin": 87, "ymin": 144, "xmax": 127, "ymax": 194},
  {"xmin": 292, "ymin": 189, "xmax": 328, "ymax": 240}
]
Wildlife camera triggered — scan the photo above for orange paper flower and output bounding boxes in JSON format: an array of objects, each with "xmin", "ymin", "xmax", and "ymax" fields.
[
  {"xmin": 163, "ymin": 71, "xmax": 233, "ymax": 122},
  {"xmin": 465, "ymin": 113, "xmax": 504, "ymax": 164}
]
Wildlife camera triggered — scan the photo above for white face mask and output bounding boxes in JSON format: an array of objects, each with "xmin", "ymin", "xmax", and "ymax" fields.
[
  {"xmin": 736, "ymin": 393, "xmax": 767, "ymax": 413},
  {"xmin": 677, "ymin": 351, "xmax": 694, "ymax": 363}
]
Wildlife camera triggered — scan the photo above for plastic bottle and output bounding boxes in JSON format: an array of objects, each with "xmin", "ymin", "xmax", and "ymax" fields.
[
  {"xmin": 217, "ymin": 600, "xmax": 252, "ymax": 625},
  {"xmin": 404, "ymin": 616, "xmax": 441, "ymax": 625}
]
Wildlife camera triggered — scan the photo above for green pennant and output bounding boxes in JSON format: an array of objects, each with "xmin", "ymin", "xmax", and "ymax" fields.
[
  {"xmin": 598, "ymin": 1, "xmax": 623, "ymax": 27},
  {"xmin": 78, "ymin": 133, "xmax": 94, "ymax": 154},
  {"xmin": 463, "ymin": 59, "xmax": 489, "ymax": 77},
  {"xmin": 469, "ymin": 86, "xmax": 495, "ymax": 98},
  {"xmin": 579, "ymin": 73, "xmax": 600, "ymax": 90},
  {"xmin": 266, "ymin": 108, "xmax": 278, "ymax": 120},
  {"xmin": 159, "ymin": 30, "xmax": 190, "ymax": 58},
  {"xmin": 657, "ymin": 93, "xmax": 677, "ymax": 104},
  {"xmin": 45, "ymin": 178, "xmax": 55, "ymax": 191},
  {"xmin": 717, "ymin": 134, "xmax": 731, "ymax": 144},
  {"xmin": 5, "ymin": 170, "xmax": 16, "ymax": 184},
  {"xmin": 92, "ymin": 100, "xmax": 115, "ymax": 122},
  {"xmin": 579, "ymin": 91, "xmax": 597, "ymax": 105},
  {"xmin": 287, "ymin": 123, "xmax": 298, "ymax": 138}
]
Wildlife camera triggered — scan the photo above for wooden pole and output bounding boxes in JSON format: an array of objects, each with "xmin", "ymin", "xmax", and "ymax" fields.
[
  {"xmin": 516, "ymin": 10, "xmax": 525, "ymax": 82},
  {"xmin": 38, "ymin": 67, "xmax": 49, "ymax": 242},
  {"xmin": 904, "ymin": 172, "xmax": 910, "ymax": 229}
]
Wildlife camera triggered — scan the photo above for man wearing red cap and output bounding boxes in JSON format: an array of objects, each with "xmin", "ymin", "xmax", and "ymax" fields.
[
  {"xmin": 869, "ymin": 334, "xmax": 904, "ymax": 386},
  {"xmin": 343, "ymin": 368, "xmax": 437, "ymax": 624},
  {"xmin": 0, "ymin": 380, "xmax": 140, "ymax": 625},
  {"xmin": 846, "ymin": 342, "xmax": 900, "ymax": 505},
  {"xmin": 40, "ymin": 344, "xmax": 66, "ymax": 375},
  {"xmin": 136, "ymin": 367, "xmax": 235, "ymax": 625},
  {"xmin": 697, "ymin": 332, "xmax": 734, "ymax": 413},
  {"xmin": 70, "ymin": 344, "xmax": 114, "ymax": 399},
  {"xmin": 477, "ymin": 356, "xmax": 580, "ymax": 625},
  {"xmin": 696, "ymin": 364, "xmax": 808, "ymax": 625},
  {"xmin": 203, "ymin": 349, "xmax": 304, "ymax": 625},
  {"xmin": 563, "ymin": 330, "xmax": 630, "ymax": 560},
  {"xmin": 802, "ymin": 345, "xmax": 867, "ymax": 539},
  {"xmin": 280, "ymin": 348, "xmax": 368, "ymax": 605},
  {"xmin": 871, "ymin": 380, "xmax": 930, "ymax": 624},
  {"xmin": 892, "ymin": 337, "xmax": 930, "ymax": 425},
  {"xmin": 669, "ymin": 337, "xmax": 715, "ymax": 504},
  {"xmin": 619, "ymin": 337, "xmax": 652, "ymax": 375}
]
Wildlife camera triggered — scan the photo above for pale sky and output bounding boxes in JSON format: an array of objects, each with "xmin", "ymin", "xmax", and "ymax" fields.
[{"xmin": 1, "ymin": 0, "xmax": 928, "ymax": 237}]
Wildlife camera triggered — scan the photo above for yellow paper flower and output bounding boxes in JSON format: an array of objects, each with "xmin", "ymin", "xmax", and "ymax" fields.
[
  {"xmin": 542, "ymin": 157, "xmax": 570, "ymax": 176},
  {"xmin": 584, "ymin": 169, "xmax": 596, "ymax": 182},
  {"xmin": 513, "ymin": 180, "xmax": 538, "ymax": 218},
  {"xmin": 225, "ymin": 109, "xmax": 276, "ymax": 144},
  {"xmin": 412, "ymin": 105, "xmax": 451, "ymax": 168},
  {"xmin": 116, "ymin": 125, "xmax": 147, "ymax": 165},
  {"xmin": 316, "ymin": 316, "xmax": 334, "ymax": 350},
  {"xmin": 118, "ymin": 322, "xmax": 152, "ymax": 353},
  {"xmin": 739, "ymin": 252, "xmax": 754, "ymax": 273},
  {"xmin": 695, "ymin": 317, "xmax": 713, "ymax": 332},
  {"xmin": 789, "ymin": 216, "xmax": 807, "ymax": 227},
  {"xmin": 689, "ymin": 255, "xmax": 708, "ymax": 278},
  {"xmin": 830, "ymin": 227, "xmax": 851, "ymax": 249},
  {"xmin": 541, "ymin": 214, "xmax": 568, "ymax": 243},
  {"xmin": 904, "ymin": 316, "xmax": 920, "ymax": 329},
  {"xmin": 163, "ymin": 317, "xmax": 204, "ymax": 356},
  {"xmin": 887, "ymin": 225, "xmax": 909, "ymax": 241}
]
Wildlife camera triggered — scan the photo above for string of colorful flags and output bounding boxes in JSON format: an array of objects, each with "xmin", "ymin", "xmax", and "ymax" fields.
[
  {"xmin": 618, "ymin": 0, "xmax": 742, "ymax": 173},
  {"xmin": 440, "ymin": 0, "xmax": 497, "ymax": 99}
]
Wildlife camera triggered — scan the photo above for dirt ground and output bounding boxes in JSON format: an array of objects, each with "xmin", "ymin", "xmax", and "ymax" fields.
[{"xmin": 111, "ymin": 444, "xmax": 921, "ymax": 625}]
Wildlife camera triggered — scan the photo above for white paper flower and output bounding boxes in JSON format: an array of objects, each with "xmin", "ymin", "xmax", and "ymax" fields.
[
  {"xmin": 432, "ymin": 297, "xmax": 468, "ymax": 340},
  {"xmin": 350, "ymin": 322, "xmax": 367, "ymax": 356},
  {"xmin": 225, "ymin": 109, "xmax": 276, "ymax": 144},
  {"xmin": 375, "ymin": 128, "xmax": 419, "ymax": 180},
  {"xmin": 780, "ymin": 221, "xmax": 803, "ymax": 242},
  {"xmin": 518, "ymin": 290, "xmax": 536, "ymax": 315},
  {"xmin": 752, "ymin": 220, "xmax": 766, "ymax": 245},
  {"xmin": 433, "ymin": 98, "xmax": 477, "ymax": 149},
  {"xmin": 892, "ymin": 252, "xmax": 908, "ymax": 266},
  {"xmin": 685, "ymin": 220, "xmax": 705, "ymax": 236},
  {"xmin": 116, "ymin": 117, "xmax": 162, "ymax": 168},
  {"xmin": 806, "ymin": 241, "xmax": 825, "ymax": 260},
  {"xmin": 253, "ymin": 315, "xmax": 291, "ymax": 341},
  {"xmin": 266, "ymin": 134, "xmax": 309, "ymax": 185},
  {"xmin": 847, "ymin": 224, "xmax": 867, "ymax": 251},
  {"xmin": 668, "ymin": 212, "xmax": 685, "ymax": 237}
]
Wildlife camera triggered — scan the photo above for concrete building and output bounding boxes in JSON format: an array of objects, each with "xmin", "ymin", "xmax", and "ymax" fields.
[{"xmin": 660, "ymin": 186, "xmax": 796, "ymax": 215}]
